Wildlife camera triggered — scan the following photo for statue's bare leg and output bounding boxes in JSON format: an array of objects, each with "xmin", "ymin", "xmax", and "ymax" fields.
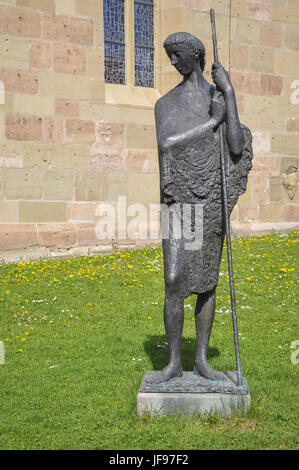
[
  {"xmin": 148, "ymin": 289, "xmax": 184, "ymax": 384},
  {"xmin": 194, "ymin": 287, "xmax": 226, "ymax": 380},
  {"xmin": 160, "ymin": 290, "xmax": 184, "ymax": 381}
]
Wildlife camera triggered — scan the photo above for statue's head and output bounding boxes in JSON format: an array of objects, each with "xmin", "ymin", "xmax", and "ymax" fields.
[{"xmin": 163, "ymin": 32, "xmax": 206, "ymax": 76}]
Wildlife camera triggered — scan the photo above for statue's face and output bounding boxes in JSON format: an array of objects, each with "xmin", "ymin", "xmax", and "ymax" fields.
[{"xmin": 166, "ymin": 45, "xmax": 197, "ymax": 76}]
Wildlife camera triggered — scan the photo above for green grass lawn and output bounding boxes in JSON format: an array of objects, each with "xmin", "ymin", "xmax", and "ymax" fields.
[{"xmin": 0, "ymin": 231, "xmax": 298, "ymax": 450}]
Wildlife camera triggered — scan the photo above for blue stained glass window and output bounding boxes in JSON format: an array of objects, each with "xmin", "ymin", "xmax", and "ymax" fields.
[
  {"xmin": 134, "ymin": 1, "xmax": 154, "ymax": 88},
  {"xmin": 103, "ymin": 0, "xmax": 126, "ymax": 84}
]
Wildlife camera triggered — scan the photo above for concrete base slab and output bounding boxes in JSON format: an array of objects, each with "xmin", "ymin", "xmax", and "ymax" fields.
[{"xmin": 137, "ymin": 371, "xmax": 251, "ymax": 417}]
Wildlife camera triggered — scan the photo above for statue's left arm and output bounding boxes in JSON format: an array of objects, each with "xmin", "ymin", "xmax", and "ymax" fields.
[{"xmin": 212, "ymin": 62, "xmax": 245, "ymax": 157}]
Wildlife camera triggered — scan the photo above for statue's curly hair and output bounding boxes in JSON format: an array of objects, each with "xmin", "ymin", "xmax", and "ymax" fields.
[{"xmin": 163, "ymin": 32, "xmax": 206, "ymax": 72}]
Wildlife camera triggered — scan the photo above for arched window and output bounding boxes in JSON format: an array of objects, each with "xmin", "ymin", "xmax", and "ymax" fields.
[
  {"xmin": 103, "ymin": 0, "xmax": 154, "ymax": 88},
  {"xmin": 134, "ymin": 1, "xmax": 154, "ymax": 88},
  {"xmin": 103, "ymin": 0, "xmax": 126, "ymax": 85}
]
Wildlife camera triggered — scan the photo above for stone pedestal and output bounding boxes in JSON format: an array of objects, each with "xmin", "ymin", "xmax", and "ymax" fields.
[{"xmin": 137, "ymin": 371, "xmax": 251, "ymax": 417}]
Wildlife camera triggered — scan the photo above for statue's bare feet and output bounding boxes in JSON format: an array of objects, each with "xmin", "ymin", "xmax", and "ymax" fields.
[
  {"xmin": 147, "ymin": 362, "xmax": 183, "ymax": 384},
  {"xmin": 194, "ymin": 362, "xmax": 227, "ymax": 381}
]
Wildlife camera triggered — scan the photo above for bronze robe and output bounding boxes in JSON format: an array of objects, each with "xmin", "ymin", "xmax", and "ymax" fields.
[{"xmin": 155, "ymin": 87, "xmax": 253, "ymax": 297}]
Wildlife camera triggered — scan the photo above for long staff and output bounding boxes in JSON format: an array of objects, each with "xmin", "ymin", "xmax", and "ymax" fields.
[{"xmin": 210, "ymin": 8, "xmax": 243, "ymax": 388}]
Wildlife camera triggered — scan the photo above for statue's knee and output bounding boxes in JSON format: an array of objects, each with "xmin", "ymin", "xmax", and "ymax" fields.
[{"xmin": 165, "ymin": 271, "xmax": 181, "ymax": 293}]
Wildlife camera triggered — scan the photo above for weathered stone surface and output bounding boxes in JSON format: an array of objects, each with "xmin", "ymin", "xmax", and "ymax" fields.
[
  {"xmin": 234, "ymin": 18, "xmax": 260, "ymax": 46},
  {"xmin": 90, "ymin": 146, "xmax": 122, "ymax": 172},
  {"xmin": 280, "ymin": 157, "xmax": 298, "ymax": 175},
  {"xmin": 127, "ymin": 173, "xmax": 160, "ymax": 204},
  {"xmin": 276, "ymin": 50, "xmax": 299, "ymax": 76},
  {"xmin": 74, "ymin": 171, "xmax": 107, "ymax": 201},
  {"xmin": 231, "ymin": 44, "xmax": 249, "ymax": 70},
  {"xmin": 126, "ymin": 124, "xmax": 156, "ymax": 149},
  {"xmin": 286, "ymin": 119, "xmax": 299, "ymax": 134},
  {"xmin": 17, "ymin": 0, "xmax": 54, "ymax": 13},
  {"xmin": 87, "ymin": 48, "xmax": 104, "ymax": 77},
  {"xmin": 238, "ymin": 203, "xmax": 259, "ymax": 222},
  {"xmin": 67, "ymin": 202, "xmax": 96, "ymax": 221},
  {"xmin": 19, "ymin": 201, "xmax": 67, "ymax": 223},
  {"xmin": 3, "ymin": 168, "xmax": 44, "ymax": 199},
  {"xmin": 55, "ymin": 99, "xmax": 80, "ymax": 118},
  {"xmin": 29, "ymin": 40, "xmax": 52, "ymax": 70},
  {"xmin": 43, "ymin": 117, "xmax": 64, "ymax": 143},
  {"xmin": 137, "ymin": 371, "xmax": 251, "ymax": 417},
  {"xmin": 260, "ymin": 22, "xmax": 283, "ymax": 48},
  {"xmin": 245, "ymin": 95, "xmax": 279, "ymax": 117},
  {"xmin": 97, "ymin": 122, "xmax": 125, "ymax": 147},
  {"xmin": 0, "ymin": 224, "xmax": 38, "ymax": 250},
  {"xmin": 250, "ymin": 47, "xmax": 275, "ymax": 74},
  {"xmin": 230, "ymin": 70, "xmax": 260, "ymax": 95},
  {"xmin": 260, "ymin": 203, "xmax": 283, "ymax": 222},
  {"xmin": 0, "ymin": 5, "xmax": 41, "ymax": 38},
  {"xmin": 55, "ymin": 0, "xmax": 76, "ymax": 16},
  {"xmin": 283, "ymin": 24, "xmax": 299, "ymax": 51},
  {"xmin": 76, "ymin": 0, "xmax": 101, "ymax": 19},
  {"xmin": 270, "ymin": 177, "xmax": 282, "ymax": 202},
  {"xmin": 23, "ymin": 144, "xmax": 58, "ymax": 168},
  {"xmin": 0, "ymin": 201, "xmax": 18, "ymax": 222},
  {"xmin": 272, "ymin": 6, "xmax": 299, "ymax": 25},
  {"xmin": 247, "ymin": 2, "xmax": 271, "ymax": 21},
  {"xmin": 53, "ymin": 43, "xmax": 87, "ymax": 75},
  {"xmin": 39, "ymin": 72, "xmax": 89, "ymax": 100},
  {"xmin": 261, "ymin": 74, "xmax": 283, "ymax": 96},
  {"xmin": 37, "ymin": 223, "xmax": 77, "ymax": 247},
  {"xmin": 185, "ymin": 0, "xmax": 211, "ymax": 12},
  {"xmin": 0, "ymin": 35, "xmax": 28, "ymax": 69},
  {"xmin": 56, "ymin": 145, "xmax": 90, "ymax": 170},
  {"xmin": 283, "ymin": 205, "xmax": 299, "ymax": 221},
  {"xmin": 252, "ymin": 132, "xmax": 271, "ymax": 154},
  {"xmin": 281, "ymin": 171, "xmax": 297, "ymax": 201},
  {"xmin": 43, "ymin": 14, "xmax": 93, "ymax": 46},
  {"xmin": 0, "ymin": 156, "xmax": 23, "ymax": 169},
  {"xmin": 0, "ymin": 69, "xmax": 38, "ymax": 94},
  {"xmin": 80, "ymin": 102, "xmax": 104, "ymax": 121},
  {"xmin": 124, "ymin": 149, "xmax": 149, "ymax": 172},
  {"xmin": 89, "ymin": 77, "xmax": 105, "ymax": 104},
  {"xmin": 6, "ymin": 114, "xmax": 43, "ymax": 142},
  {"xmin": 272, "ymin": 134, "xmax": 299, "ymax": 156},
  {"xmin": 77, "ymin": 222, "xmax": 102, "ymax": 246},
  {"xmin": 66, "ymin": 119, "xmax": 95, "ymax": 143},
  {"xmin": 43, "ymin": 170, "xmax": 73, "ymax": 200},
  {"xmin": 251, "ymin": 156, "xmax": 280, "ymax": 177},
  {"xmin": 14, "ymin": 95, "xmax": 55, "ymax": 116}
]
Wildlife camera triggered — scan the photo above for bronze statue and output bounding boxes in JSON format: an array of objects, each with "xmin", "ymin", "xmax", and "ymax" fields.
[{"xmin": 153, "ymin": 32, "xmax": 253, "ymax": 384}]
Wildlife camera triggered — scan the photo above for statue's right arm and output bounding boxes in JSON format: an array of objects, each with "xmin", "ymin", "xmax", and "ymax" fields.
[{"xmin": 155, "ymin": 98, "xmax": 218, "ymax": 152}]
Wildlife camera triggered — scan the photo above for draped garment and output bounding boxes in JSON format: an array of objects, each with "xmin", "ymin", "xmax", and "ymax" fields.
[{"xmin": 155, "ymin": 87, "xmax": 253, "ymax": 296}]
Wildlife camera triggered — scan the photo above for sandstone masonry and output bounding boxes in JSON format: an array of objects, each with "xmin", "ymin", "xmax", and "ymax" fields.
[{"xmin": 0, "ymin": 0, "xmax": 298, "ymax": 258}]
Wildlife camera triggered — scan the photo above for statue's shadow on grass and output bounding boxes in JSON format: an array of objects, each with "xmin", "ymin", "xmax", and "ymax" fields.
[{"xmin": 143, "ymin": 335, "xmax": 220, "ymax": 371}]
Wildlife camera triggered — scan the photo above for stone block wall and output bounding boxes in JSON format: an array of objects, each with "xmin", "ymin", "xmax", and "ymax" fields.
[
  {"xmin": 0, "ymin": 0, "xmax": 298, "ymax": 259},
  {"xmin": 0, "ymin": 0, "xmax": 160, "ymax": 258},
  {"xmin": 180, "ymin": 0, "xmax": 299, "ymax": 235}
]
